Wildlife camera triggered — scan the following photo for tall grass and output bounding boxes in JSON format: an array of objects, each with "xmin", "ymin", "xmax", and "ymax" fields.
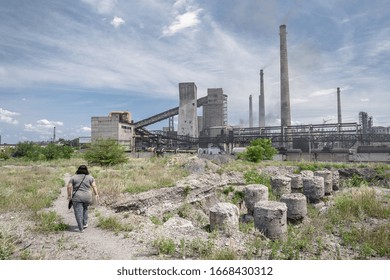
[
  {"xmin": 0, "ymin": 165, "xmax": 64, "ymax": 212},
  {"xmin": 329, "ymin": 187, "xmax": 390, "ymax": 222},
  {"xmin": 89, "ymin": 156, "xmax": 189, "ymax": 201}
]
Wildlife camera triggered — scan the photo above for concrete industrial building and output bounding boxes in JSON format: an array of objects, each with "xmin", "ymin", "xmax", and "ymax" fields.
[
  {"xmin": 202, "ymin": 88, "xmax": 228, "ymax": 136},
  {"xmin": 91, "ymin": 111, "xmax": 134, "ymax": 151},
  {"xmin": 177, "ymin": 82, "xmax": 198, "ymax": 138}
]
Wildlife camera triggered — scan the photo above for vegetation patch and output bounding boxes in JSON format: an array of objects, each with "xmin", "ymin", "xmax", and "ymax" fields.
[
  {"xmin": 97, "ymin": 216, "xmax": 134, "ymax": 233},
  {"xmin": 35, "ymin": 211, "xmax": 68, "ymax": 233}
]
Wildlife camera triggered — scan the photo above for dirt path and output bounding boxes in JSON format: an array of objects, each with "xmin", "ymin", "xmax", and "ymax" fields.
[{"xmin": 42, "ymin": 174, "xmax": 154, "ymax": 259}]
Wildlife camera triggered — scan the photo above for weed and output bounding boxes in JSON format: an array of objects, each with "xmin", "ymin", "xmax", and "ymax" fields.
[
  {"xmin": 189, "ymin": 238, "xmax": 215, "ymax": 259},
  {"xmin": 150, "ymin": 216, "xmax": 163, "ymax": 225},
  {"xmin": 239, "ymin": 220, "xmax": 254, "ymax": 233},
  {"xmin": 328, "ymin": 187, "xmax": 390, "ymax": 224},
  {"xmin": 35, "ymin": 211, "xmax": 68, "ymax": 233},
  {"xmin": 153, "ymin": 238, "xmax": 176, "ymax": 256},
  {"xmin": 232, "ymin": 191, "xmax": 244, "ymax": 205},
  {"xmin": 245, "ymin": 236, "xmax": 265, "ymax": 259},
  {"xmin": 97, "ymin": 216, "xmax": 133, "ymax": 233},
  {"xmin": 222, "ymin": 185, "xmax": 235, "ymax": 195},
  {"xmin": 341, "ymin": 223, "xmax": 390, "ymax": 258},
  {"xmin": 211, "ymin": 248, "xmax": 237, "ymax": 260},
  {"xmin": 162, "ymin": 212, "xmax": 174, "ymax": 223},
  {"xmin": 183, "ymin": 186, "xmax": 191, "ymax": 197},
  {"xmin": 344, "ymin": 174, "xmax": 367, "ymax": 188},
  {"xmin": 244, "ymin": 170, "xmax": 270, "ymax": 186},
  {"xmin": 0, "ymin": 231, "xmax": 15, "ymax": 260},
  {"xmin": 269, "ymin": 240, "xmax": 281, "ymax": 259},
  {"xmin": 177, "ymin": 203, "xmax": 192, "ymax": 219}
]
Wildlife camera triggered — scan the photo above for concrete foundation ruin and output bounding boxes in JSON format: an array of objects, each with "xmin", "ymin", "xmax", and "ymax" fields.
[{"xmin": 254, "ymin": 201, "xmax": 287, "ymax": 240}]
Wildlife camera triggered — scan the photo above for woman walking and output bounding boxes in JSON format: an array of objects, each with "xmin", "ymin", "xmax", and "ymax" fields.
[{"xmin": 67, "ymin": 165, "xmax": 99, "ymax": 232}]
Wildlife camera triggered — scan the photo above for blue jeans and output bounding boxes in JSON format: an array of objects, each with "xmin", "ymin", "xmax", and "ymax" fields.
[{"xmin": 73, "ymin": 201, "xmax": 89, "ymax": 231}]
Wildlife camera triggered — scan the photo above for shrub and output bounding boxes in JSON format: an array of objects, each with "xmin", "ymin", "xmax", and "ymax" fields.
[
  {"xmin": 238, "ymin": 139, "xmax": 277, "ymax": 163},
  {"xmin": 83, "ymin": 139, "xmax": 128, "ymax": 166},
  {"xmin": 42, "ymin": 143, "xmax": 73, "ymax": 160}
]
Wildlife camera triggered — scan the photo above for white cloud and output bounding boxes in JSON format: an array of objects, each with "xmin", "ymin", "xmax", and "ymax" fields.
[
  {"xmin": 37, "ymin": 119, "xmax": 64, "ymax": 127},
  {"xmin": 310, "ymin": 88, "xmax": 336, "ymax": 97},
  {"xmin": 162, "ymin": 9, "xmax": 202, "ymax": 36},
  {"xmin": 360, "ymin": 98, "xmax": 370, "ymax": 102},
  {"xmin": 25, "ymin": 119, "xmax": 64, "ymax": 135},
  {"xmin": 81, "ymin": 0, "xmax": 117, "ymax": 14},
  {"xmin": 81, "ymin": 126, "xmax": 91, "ymax": 132},
  {"xmin": 110, "ymin": 16, "xmax": 125, "ymax": 28},
  {"xmin": 0, "ymin": 108, "xmax": 19, "ymax": 124}
]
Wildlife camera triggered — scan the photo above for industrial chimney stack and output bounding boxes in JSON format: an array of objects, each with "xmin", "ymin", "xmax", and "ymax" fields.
[
  {"xmin": 249, "ymin": 94, "xmax": 253, "ymax": 127},
  {"xmin": 337, "ymin": 87, "xmax": 342, "ymax": 124},
  {"xmin": 279, "ymin": 25, "xmax": 291, "ymax": 129},
  {"xmin": 259, "ymin": 69, "xmax": 265, "ymax": 128}
]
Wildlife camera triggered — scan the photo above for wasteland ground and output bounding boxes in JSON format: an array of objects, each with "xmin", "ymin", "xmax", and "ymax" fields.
[{"xmin": 1, "ymin": 154, "xmax": 389, "ymax": 260}]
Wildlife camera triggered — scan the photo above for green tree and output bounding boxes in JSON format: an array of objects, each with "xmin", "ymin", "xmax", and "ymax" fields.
[
  {"xmin": 42, "ymin": 143, "xmax": 74, "ymax": 160},
  {"xmin": 238, "ymin": 138, "xmax": 277, "ymax": 163},
  {"xmin": 83, "ymin": 139, "xmax": 128, "ymax": 166},
  {"xmin": 13, "ymin": 142, "xmax": 39, "ymax": 158}
]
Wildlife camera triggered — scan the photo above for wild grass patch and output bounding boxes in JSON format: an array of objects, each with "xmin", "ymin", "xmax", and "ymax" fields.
[
  {"xmin": 0, "ymin": 166, "xmax": 63, "ymax": 212},
  {"xmin": 0, "ymin": 230, "xmax": 16, "ymax": 260},
  {"xmin": 35, "ymin": 211, "xmax": 68, "ymax": 233},
  {"xmin": 97, "ymin": 216, "xmax": 134, "ymax": 233},
  {"xmin": 153, "ymin": 237, "xmax": 176, "ymax": 256}
]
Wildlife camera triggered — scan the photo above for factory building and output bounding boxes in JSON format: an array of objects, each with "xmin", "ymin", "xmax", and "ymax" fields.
[
  {"xmin": 201, "ymin": 88, "xmax": 228, "ymax": 136},
  {"xmin": 177, "ymin": 82, "xmax": 198, "ymax": 138},
  {"xmin": 91, "ymin": 111, "xmax": 134, "ymax": 151}
]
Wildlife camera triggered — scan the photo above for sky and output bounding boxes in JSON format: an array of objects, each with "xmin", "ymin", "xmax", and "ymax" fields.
[{"xmin": 0, "ymin": 0, "xmax": 389, "ymax": 144}]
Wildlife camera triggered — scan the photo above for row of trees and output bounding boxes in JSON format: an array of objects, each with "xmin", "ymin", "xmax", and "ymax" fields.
[
  {"xmin": 0, "ymin": 139, "xmax": 128, "ymax": 165},
  {"xmin": 9, "ymin": 142, "xmax": 74, "ymax": 161},
  {"xmin": 1, "ymin": 138, "xmax": 277, "ymax": 165}
]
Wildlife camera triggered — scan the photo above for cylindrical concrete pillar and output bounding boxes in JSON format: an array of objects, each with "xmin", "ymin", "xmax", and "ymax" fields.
[
  {"xmin": 209, "ymin": 203, "xmax": 239, "ymax": 234},
  {"xmin": 254, "ymin": 201, "xmax": 287, "ymax": 240},
  {"xmin": 286, "ymin": 174, "xmax": 303, "ymax": 193},
  {"xmin": 314, "ymin": 170, "xmax": 332, "ymax": 195},
  {"xmin": 303, "ymin": 176, "xmax": 324, "ymax": 203},
  {"xmin": 280, "ymin": 193, "xmax": 307, "ymax": 221},
  {"xmin": 270, "ymin": 176, "xmax": 291, "ymax": 197},
  {"xmin": 332, "ymin": 170, "xmax": 340, "ymax": 191},
  {"xmin": 244, "ymin": 184, "xmax": 269, "ymax": 215}
]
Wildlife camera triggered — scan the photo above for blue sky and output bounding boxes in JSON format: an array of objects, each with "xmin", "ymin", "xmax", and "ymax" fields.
[{"xmin": 0, "ymin": 0, "xmax": 389, "ymax": 144}]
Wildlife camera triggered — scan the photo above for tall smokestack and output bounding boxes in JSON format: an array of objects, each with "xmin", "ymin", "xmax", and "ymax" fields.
[
  {"xmin": 249, "ymin": 94, "xmax": 253, "ymax": 127},
  {"xmin": 259, "ymin": 69, "xmax": 265, "ymax": 128},
  {"xmin": 280, "ymin": 25, "xmax": 291, "ymax": 129},
  {"xmin": 337, "ymin": 87, "xmax": 342, "ymax": 124}
]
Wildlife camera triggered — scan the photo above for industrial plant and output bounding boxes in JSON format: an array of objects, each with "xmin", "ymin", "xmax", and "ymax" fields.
[{"xmin": 91, "ymin": 25, "xmax": 390, "ymax": 162}]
